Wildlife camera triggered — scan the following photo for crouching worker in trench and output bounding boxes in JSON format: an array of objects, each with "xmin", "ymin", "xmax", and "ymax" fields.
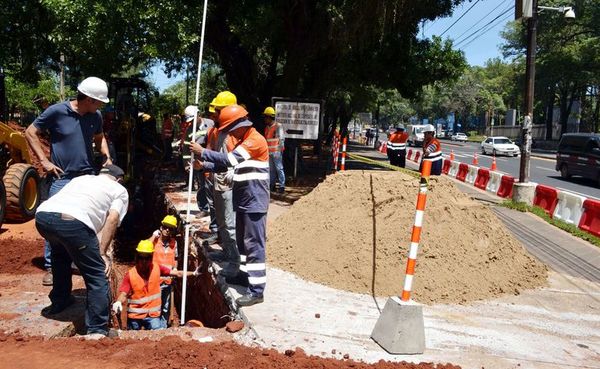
[{"xmin": 112, "ymin": 240, "xmax": 199, "ymax": 330}]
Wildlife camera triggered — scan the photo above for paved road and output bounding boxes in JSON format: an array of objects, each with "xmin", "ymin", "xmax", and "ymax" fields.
[{"xmin": 440, "ymin": 139, "xmax": 600, "ymax": 200}]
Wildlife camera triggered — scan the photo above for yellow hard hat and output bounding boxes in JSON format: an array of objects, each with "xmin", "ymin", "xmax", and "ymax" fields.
[
  {"xmin": 208, "ymin": 105, "xmax": 216, "ymax": 113},
  {"xmin": 263, "ymin": 106, "xmax": 275, "ymax": 117},
  {"xmin": 212, "ymin": 91, "xmax": 237, "ymax": 108},
  {"xmin": 136, "ymin": 240, "xmax": 155, "ymax": 254},
  {"xmin": 161, "ymin": 215, "xmax": 177, "ymax": 229}
]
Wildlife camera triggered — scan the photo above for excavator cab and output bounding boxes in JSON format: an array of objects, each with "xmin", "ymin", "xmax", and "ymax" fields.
[{"xmin": 106, "ymin": 78, "xmax": 162, "ymax": 181}]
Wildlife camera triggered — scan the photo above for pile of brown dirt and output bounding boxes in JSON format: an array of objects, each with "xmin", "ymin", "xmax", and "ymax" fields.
[
  {"xmin": 268, "ymin": 171, "xmax": 547, "ymax": 304},
  {"xmin": 0, "ymin": 236, "xmax": 44, "ymax": 274},
  {"xmin": 0, "ymin": 333, "xmax": 460, "ymax": 369}
]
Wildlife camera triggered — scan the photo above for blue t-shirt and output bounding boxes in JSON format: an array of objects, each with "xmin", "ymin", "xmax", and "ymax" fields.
[{"xmin": 33, "ymin": 100, "xmax": 103, "ymax": 176}]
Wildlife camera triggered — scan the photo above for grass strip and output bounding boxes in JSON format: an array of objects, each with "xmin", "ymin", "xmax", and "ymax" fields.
[{"xmin": 501, "ymin": 200, "xmax": 600, "ymax": 248}]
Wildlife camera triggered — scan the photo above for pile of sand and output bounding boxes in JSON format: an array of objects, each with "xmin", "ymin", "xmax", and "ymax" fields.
[{"xmin": 267, "ymin": 171, "xmax": 547, "ymax": 304}]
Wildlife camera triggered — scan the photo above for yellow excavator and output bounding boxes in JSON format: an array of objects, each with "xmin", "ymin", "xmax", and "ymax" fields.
[{"xmin": 0, "ymin": 72, "xmax": 41, "ymax": 228}]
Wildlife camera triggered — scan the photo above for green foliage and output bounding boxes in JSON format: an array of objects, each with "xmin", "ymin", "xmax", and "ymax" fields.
[{"xmin": 501, "ymin": 200, "xmax": 600, "ymax": 248}]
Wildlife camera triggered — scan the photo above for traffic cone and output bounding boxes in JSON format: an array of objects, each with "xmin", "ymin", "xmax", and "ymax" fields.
[
  {"xmin": 491, "ymin": 155, "xmax": 497, "ymax": 171},
  {"xmin": 449, "ymin": 149, "xmax": 455, "ymax": 161},
  {"xmin": 472, "ymin": 152, "xmax": 479, "ymax": 166}
]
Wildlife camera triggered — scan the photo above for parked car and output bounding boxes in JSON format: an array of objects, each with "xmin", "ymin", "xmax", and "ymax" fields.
[
  {"xmin": 480, "ymin": 136, "xmax": 520, "ymax": 156},
  {"xmin": 556, "ymin": 133, "xmax": 600, "ymax": 185},
  {"xmin": 451, "ymin": 132, "xmax": 468, "ymax": 142}
]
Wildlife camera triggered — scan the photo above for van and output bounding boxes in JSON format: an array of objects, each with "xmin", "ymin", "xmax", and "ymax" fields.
[
  {"xmin": 406, "ymin": 124, "xmax": 427, "ymax": 147},
  {"xmin": 556, "ymin": 133, "xmax": 600, "ymax": 186}
]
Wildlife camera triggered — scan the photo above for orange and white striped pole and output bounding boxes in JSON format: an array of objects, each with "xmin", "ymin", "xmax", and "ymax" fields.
[
  {"xmin": 340, "ymin": 136, "xmax": 348, "ymax": 171},
  {"xmin": 401, "ymin": 160, "xmax": 432, "ymax": 302}
]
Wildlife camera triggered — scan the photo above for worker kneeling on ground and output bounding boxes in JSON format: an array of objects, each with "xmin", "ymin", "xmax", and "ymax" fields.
[
  {"xmin": 112, "ymin": 240, "xmax": 199, "ymax": 330},
  {"xmin": 149, "ymin": 215, "xmax": 179, "ymax": 326},
  {"xmin": 421, "ymin": 124, "xmax": 443, "ymax": 175}
]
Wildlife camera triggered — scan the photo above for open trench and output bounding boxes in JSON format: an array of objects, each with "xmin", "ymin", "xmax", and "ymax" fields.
[{"xmin": 107, "ymin": 167, "xmax": 233, "ymax": 329}]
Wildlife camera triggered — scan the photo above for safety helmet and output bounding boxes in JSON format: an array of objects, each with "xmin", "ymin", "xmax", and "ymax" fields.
[
  {"xmin": 423, "ymin": 124, "xmax": 436, "ymax": 133},
  {"xmin": 212, "ymin": 91, "xmax": 237, "ymax": 108},
  {"xmin": 218, "ymin": 104, "xmax": 248, "ymax": 130},
  {"xmin": 184, "ymin": 105, "xmax": 199, "ymax": 122},
  {"xmin": 396, "ymin": 124, "xmax": 405, "ymax": 131},
  {"xmin": 136, "ymin": 239, "xmax": 155, "ymax": 254},
  {"xmin": 77, "ymin": 77, "xmax": 109, "ymax": 103},
  {"xmin": 161, "ymin": 215, "xmax": 177, "ymax": 229},
  {"xmin": 263, "ymin": 106, "xmax": 276, "ymax": 117}
]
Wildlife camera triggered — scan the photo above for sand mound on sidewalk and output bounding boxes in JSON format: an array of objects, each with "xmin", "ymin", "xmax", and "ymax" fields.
[{"xmin": 268, "ymin": 171, "xmax": 547, "ymax": 304}]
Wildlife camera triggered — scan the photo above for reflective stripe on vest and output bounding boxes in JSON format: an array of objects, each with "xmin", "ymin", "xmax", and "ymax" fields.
[
  {"xmin": 265, "ymin": 124, "xmax": 281, "ymax": 153},
  {"xmin": 424, "ymin": 150, "xmax": 443, "ymax": 161},
  {"xmin": 387, "ymin": 142, "xmax": 406, "ymax": 150},
  {"xmin": 127, "ymin": 263, "xmax": 161, "ymax": 319}
]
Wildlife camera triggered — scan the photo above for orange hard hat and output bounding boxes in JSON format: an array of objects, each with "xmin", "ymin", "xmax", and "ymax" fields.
[{"xmin": 218, "ymin": 104, "xmax": 248, "ymax": 130}]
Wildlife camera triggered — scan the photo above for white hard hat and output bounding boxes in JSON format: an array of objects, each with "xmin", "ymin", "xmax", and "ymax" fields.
[
  {"xmin": 184, "ymin": 105, "xmax": 199, "ymax": 122},
  {"xmin": 77, "ymin": 77, "xmax": 109, "ymax": 103},
  {"xmin": 423, "ymin": 124, "xmax": 436, "ymax": 133}
]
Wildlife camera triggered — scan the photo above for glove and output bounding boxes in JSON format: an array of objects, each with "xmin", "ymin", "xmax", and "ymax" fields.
[
  {"xmin": 193, "ymin": 266, "xmax": 201, "ymax": 276},
  {"xmin": 112, "ymin": 301, "xmax": 122, "ymax": 314}
]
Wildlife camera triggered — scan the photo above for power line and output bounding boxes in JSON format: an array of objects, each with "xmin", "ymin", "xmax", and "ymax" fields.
[
  {"xmin": 454, "ymin": 5, "xmax": 513, "ymax": 48},
  {"xmin": 439, "ymin": 0, "xmax": 482, "ymax": 37},
  {"xmin": 458, "ymin": 12, "xmax": 514, "ymax": 50},
  {"xmin": 453, "ymin": 0, "xmax": 510, "ymax": 42}
]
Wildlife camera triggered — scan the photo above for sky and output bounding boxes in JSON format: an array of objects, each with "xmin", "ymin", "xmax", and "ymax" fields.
[{"xmin": 150, "ymin": 0, "xmax": 514, "ymax": 92}]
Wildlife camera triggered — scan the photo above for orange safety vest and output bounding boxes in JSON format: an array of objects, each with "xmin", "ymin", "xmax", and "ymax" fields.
[
  {"xmin": 127, "ymin": 263, "xmax": 162, "ymax": 319},
  {"xmin": 152, "ymin": 238, "xmax": 176, "ymax": 285},
  {"xmin": 264, "ymin": 123, "xmax": 282, "ymax": 153},
  {"xmin": 423, "ymin": 138, "xmax": 443, "ymax": 161}
]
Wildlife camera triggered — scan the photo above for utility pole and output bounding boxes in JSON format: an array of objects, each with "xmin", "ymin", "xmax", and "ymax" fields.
[
  {"xmin": 59, "ymin": 53, "xmax": 65, "ymax": 101},
  {"xmin": 519, "ymin": 0, "xmax": 537, "ymax": 183}
]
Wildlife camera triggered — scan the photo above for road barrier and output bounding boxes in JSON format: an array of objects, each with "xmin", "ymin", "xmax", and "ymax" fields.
[
  {"xmin": 486, "ymin": 171, "xmax": 502, "ymax": 194},
  {"xmin": 553, "ymin": 190, "xmax": 586, "ymax": 225},
  {"xmin": 442, "ymin": 159, "xmax": 451, "ymax": 175},
  {"xmin": 448, "ymin": 160, "xmax": 460, "ymax": 177},
  {"xmin": 579, "ymin": 199, "xmax": 600, "ymax": 238},
  {"xmin": 533, "ymin": 185, "xmax": 559, "ymax": 216},
  {"xmin": 407, "ymin": 149, "xmax": 413, "ymax": 161},
  {"xmin": 332, "ymin": 133, "xmax": 340, "ymax": 171},
  {"xmin": 414, "ymin": 151, "xmax": 421, "ymax": 163},
  {"xmin": 497, "ymin": 175, "xmax": 515, "ymax": 198},
  {"xmin": 465, "ymin": 165, "xmax": 479, "ymax": 184},
  {"xmin": 379, "ymin": 141, "xmax": 388, "ymax": 154},
  {"xmin": 456, "ymin": 163, "xmax": 469, "ymax": 182},
  {"xmin": 474, "ymin": 168, "xmax": 490, "ymax": 190}
]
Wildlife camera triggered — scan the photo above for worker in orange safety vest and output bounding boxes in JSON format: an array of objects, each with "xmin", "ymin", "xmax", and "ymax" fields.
[
  {"xmin": 421, "ymin": 124, "xmax": 443, "ymax": 175},
  {"xmin": 112, "ymin": 240, "xmax": 198, "ymax": 330},
  {"xmin": 386, "ymin": 125, "xmax": 409, "ymax": 168},
  {"xmin": 263, "ymin": 106, "xmax": 285, "ymax": 193},
  {"xmin": 148, "ymin": 215, "xmax": 179, "ymax": 326}
]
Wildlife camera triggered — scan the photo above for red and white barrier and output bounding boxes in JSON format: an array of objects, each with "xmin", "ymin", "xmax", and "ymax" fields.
[
  {"xmin": 465, "ymin": 165, "xmax": 479, "ymax": 184},
  {"xmin": 579, "ymin": 199, "xmax": 600, "ymax": 238},
  {"xmin": 340, "ymin": 137, "xmax": 348, "ymax": 171},
  {"xmin": 474, "ymin": 168, "xmax": 490, "ymax": 190},
  {"xmin": 456, "ymin": 163, "xmax": 469, "ymax": 182},
  {"xmin": 533, "ymin": 185, "xmax": 559, "ymax": 216},
  {"xmin": 554, "ymin": 191, "xmax": 586, "ymax": 225},
  {"xmin": 486, "ymin": 171, "xmax": 503, "ymax": 194},
  {"xmin": 448, "ymin": 161, "xmax": 460, "ymax": 177}
]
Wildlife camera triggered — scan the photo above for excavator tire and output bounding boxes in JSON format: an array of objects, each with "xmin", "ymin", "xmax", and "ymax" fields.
[
  {"xmin": 0, "ymin": 181, "xmax": 6, "ymax": 228},
  {"xmin": 3, "ymin": 163, "xmax": 40, "ymax": 222}
]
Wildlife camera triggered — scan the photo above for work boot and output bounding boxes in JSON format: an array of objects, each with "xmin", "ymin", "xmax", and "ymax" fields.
[
  {"xmin": 41, "ymin": 295, "xmax": 76, "ymax": 316},
  {"xmin": 225, "ymin": 273, "xmax": 249, "ymax": 287},
  {"xmin": 42, "ymin": 269, "xmax": 53, "ymax": 286},
  {"xmin": 236, "ymin": 294, "xmax": 264, "ymax": 307}
]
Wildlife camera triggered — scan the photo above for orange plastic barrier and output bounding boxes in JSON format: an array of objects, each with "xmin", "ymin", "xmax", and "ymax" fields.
[
  {"xmin": 578, "ymin": 199, "xmax": 600, "ymax": 238},
  {"xmin": 407, "ymin": 149, "xmax": 413, "ymax": 161},
  {"xmin": 414, "ymin": 151, "xmax": 421, "ymax": 162},
  {"xmin": 474, "ymin": 168, "xmax": 490, "ymax": 190},
  {"xmin": 497, "ymin": 175, "xmax": 515, "ymax": 198},
  {"xmin": 442, "ymin": 159, "xmax": 451, "ymax": 175},
  {"xmin": 456, "ymin": 163, "xmax": 469, "ymax": 182},
  {"xmin": 533, "ymin": 184, "xmax": 559, "ymax": 216}
]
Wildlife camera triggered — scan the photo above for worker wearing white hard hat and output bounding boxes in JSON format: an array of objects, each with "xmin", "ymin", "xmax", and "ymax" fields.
[
  {"xmin": 421, "ymin": 124, "xmax": 443, "ymax": 175},
  {"xmin": 25, "ymin": 76, "xmax": 114, "ymax": 287}
]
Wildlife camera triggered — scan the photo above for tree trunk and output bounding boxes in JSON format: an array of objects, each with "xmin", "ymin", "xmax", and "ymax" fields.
[
  {"xmin": 545, "ymin": 85, "xmax": 555, "ymax": 140},
  {"xmin": 593, "ymin": 87, "xmax": 600, "ymax": 133}
]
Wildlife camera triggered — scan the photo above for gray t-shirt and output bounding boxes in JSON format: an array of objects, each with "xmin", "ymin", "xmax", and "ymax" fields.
[{"xmin": 33, "ymin": 100, "xmax": 103, "ymax": 176}]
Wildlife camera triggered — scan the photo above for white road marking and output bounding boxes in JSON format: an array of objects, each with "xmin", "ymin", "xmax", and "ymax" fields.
[
  {"xmin": 535, "ymin": 166, "xmax": 555, "ymax": 172},
  {"xmin": 556, "ymin": 187, "xmax": 600, "ymax": 201}
]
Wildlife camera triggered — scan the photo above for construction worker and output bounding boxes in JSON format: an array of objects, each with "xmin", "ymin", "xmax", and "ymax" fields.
[
  {"xmin": 189, "ymin": 104, "xmax": 269, "ymax": 307},
  {"xmin": 25, "ymin": 76, "xmax": 113, "ymax": 287},
  {"xmin": 148, "ymin": 215, "xmax": 179, "ymax": 325},
  {"xmin": 387, "ymin": 125, "xmax": 409, "ymax": 167},
  {"xmin": 422, "ymin": 124, "xmax": 443, "ymax": 175},
  {"xmin": 34, "ymin": 165, "xmax": 128, "ymax": 338},
  {"xmin": 112, "ymin": 240, "xmax": 199, "ymax": 330},
  {"xmin": 200, "ymin": 92, "xmax": 240, "ymax": 279},
  {"xmin": 263, "ymin": 106, "xmax": 285, "ymax": 193}
]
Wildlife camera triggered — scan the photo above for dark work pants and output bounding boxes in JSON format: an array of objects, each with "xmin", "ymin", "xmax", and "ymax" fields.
[{"xmin": 236, "ymin": 212, "xmax": 267, "ymax": 297}]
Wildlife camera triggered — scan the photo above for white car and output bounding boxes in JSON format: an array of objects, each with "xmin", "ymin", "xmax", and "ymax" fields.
[
  {"xmin": 480, "ymin": 136, "xmax": 520, "ymax": 157},
  {"xmin": 451, "ymin": 133, "xmax": 468, "ymax": 142}
]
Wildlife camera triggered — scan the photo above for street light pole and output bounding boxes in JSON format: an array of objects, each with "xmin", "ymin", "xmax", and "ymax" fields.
[{"xmin": 519, "ymin": 0, "xmax": 537, "ymax": 183}]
